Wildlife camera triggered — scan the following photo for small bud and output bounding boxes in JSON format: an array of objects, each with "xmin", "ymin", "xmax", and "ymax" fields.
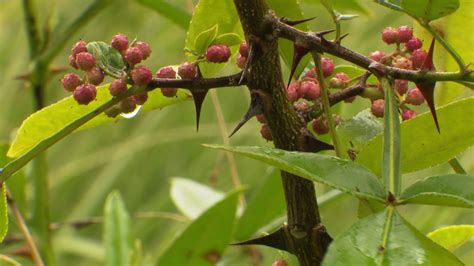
[
  {"xmin": 294, "ymin": 101, "xmax": 309, "ymax": 111},
  {"xmin": 73, "ymin": 83, "xmax": 97, "ymax": 105},
  {"xmin": 272, "ymin": 259, "xmax": 288, "ymax": 266},
  {"xmin": 205, "ymin": 44, "xmax": 231, "ymax": 63},
  {"xmin": 61, "ymin": 73, "xmax": 83, "ymax": 92},
  {"xmin": 75, "ymin": 52, "xmax": 95, "ymax": 71},
  {"xmin": 239, "ymin": 42, "xmax": 249, "ymax": 57},
  {"xmin": 236, "ymin": 53, "xmax": 247, "ymax": 69},
  {"xmin": 397, "ymin": 26, "xmax": 413, "ymax": 43},
  {"xmin": 394, "ymin": 79, "xmax": 408, "ymax": 95},
  {"xmin": 161, "ymin": 88, "xmax": 178, "ymax": 97},
  {"xmin": 312, "ymin": 117, "xmax": 329, "ymax": 135},
  {"xmin": 332, "ymin": 114, "xmax": 343, "ymax": 126},
  {"xmin": 369, "ymin": 50, "xmax": 385, "ymax": 62},
  {"xmin": 260, "ymin": 124, "xmax": 273, "ymax": 141},
  {"xmin": 132, "ymin": 92, "xmax": 148, "ymax": 105},
  {"xmin": 68, "ymin": 55, "xmax": 78, "ymax": 69},
  {"xmin": 256, "ymin": 114, "xmax": 267, "ymax": 124},
  {"xmin": 402, "ymin": 109, "xmax": 417, "ymax": 121},
  {"xmin": 381, "ymin": 27, "xmax": 398, "ymax": 44},
  {"xmin": 86, "ymin": 67, "xmax": 105, "ymax": 85},
  {"xmin": 111, "ymin": 34, "xmax": 129, "ymax": 52},
  {"xmin": 109, "ymin": 79, "xmax": 128, "ymax": 96},
  {"xmin": 321, "ymin": 57, "xmax": 334, "ymax": 77},
  {"xmin": 287, "ymin": 82, "xmax": 299, "ymax": 102},
  {"xmin": 124, "ymin": 47, "xmax": 143, "ymax": 65},
  {"xmin": 411, "ymin": 49, "xmax": 427, "ymax": 69},
  {"xmin": 119, "ymin": 97, "xmax": 137, "ymax": 113},
  {"xmin": 301, "ymin": 80, "xmax": 320, "ymax": 100},
  {"xmin": 296, "ymin": 81, "xmax": 307, "ymax": 99},
  {"xmin": 330, "ymin": 72, "xmax": 349, "ymax": 88},
  {"xmin": 305, "ymin": 67, "xmax": 316, "ymax": 79},
  {"xmin": 405, "ymin": 88, "xmax": 425, "ymax": 105},
  {"xmin": 371, "ymin": 99, "xmax": 385, "ymax": 118},
  {"xmin": 131, "ymin": 66, "xmax": 152, "ymax": 86},
  {"xmin": 134, "ymin": 41, "xmax": 151, "ymax": 59},
  {"xmin": 405, "ymin": 37, "xmax": 422, "ymax": 52},
  {"xmin": 178, "ymin": 62, "xmax": 197, "ymax": 79},
  {"xmin": 392, "ymin": 56, "xmax": 413, "ymax": 70},
  {"xmin": 71, "ymin": 40, "xmax": 87, "ymax": 56}
]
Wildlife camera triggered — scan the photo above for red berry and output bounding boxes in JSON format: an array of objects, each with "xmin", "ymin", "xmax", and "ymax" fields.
[
  {"xmin": 73, "ymin": 83, "xmax": 97, "ymax": 105},
  {"xmin": 272, "ymin": 259, "xmax": 288, "ymax": 266},
  {"xmin": 86, "ymin": 67, "xmax": 105, "ymax": 85},
  {"xmin": 369, "ymin": 50, "xmax": 385, "ymax": 62},
  {"xmin": 131, "ymin": 66, "xmax": 152, "ymax": 86},
  {"xmin": 330, "ymin": 72, "xmax": 349, "ymax": 88},
  {"xmin": 301, "ymin": 80, "xmax": 320, "ymax": 100},
  {"xmin": 132, "ymin": 92, "xmax": 148, "ymax": 105},
  {"xmin": 71, "ymin": 40, "xmax": 87, "ymax": 56},
  {"xmin": 256, "ymin": 114, "xmax": 267, "ymax": 123},
  {"xmin": 134, "ymin": 41, "xmax": 151, "ymax": 60},
  {"xmin": 161, "ymin": 88, "xmax": 178, "ymax": 97},
  {"xmin": 381, "ymin": 27, "xmax": 398, "ymax": 44},
  {"xmin": 156, "ymin": 66, "xmax": 176, "ymax": 79},
  {"xmin": 397, "ymin": 26, "xmax": 413, "ymax": 43},
  {"xmin": 321, "ymin": 57, "xmax": 334, "ymax": 77},
  {"xmin": 205, "ymin": 44, "xmax": 231, "ymax": 63},
  {"xmin": 405, "ymin": 88, "xmax": 425, "ymax": 105},
  {"xmin": 371, "ymin": 99, "xmax": 385, "ymax": 118},
  {"xmin": 260, "ymin": 124, "xmax": 273, "ymax": 141},
  {"xmin": 405, "ymin": 37, "xmax": 422, "ymax": 52},
  {"xmin": 287, "ymin": 82, "xmax": 299, "ymax": 102},
  {"xmin": 75, "ymin": 52, "xmax": 95, "ymax": 71},
  {"xmin": 124, "ymin": 47, "xmax": 143, "ymax": 65},
  {"xmin": 68, "ymin": 55, "xmax": 78, "ymax": 69},
  {"xmin": 178, "ymin": 62, "xmax": 197, "ymax": 79},
  {"xmin": 411, "ymin": 49, "xmax": 427, "ymax": 69},
  {"xmin": 109, "ymin": 79, "xmax": 128, "ymax": 96},
  {"xmin": 61, "ymin": 73, "xmax": 83, "ymax": 92},
  {"xmin": 312, "ymin": 117, "xmax": 329, "ymax": 135},
  {"xmin": 236, "ymin": 53, "xmax": 247, "ymax": 69},
  {"xmin": 392, "ymin": 56, "xmax": 413, "ymax": 70},
  {"xmin": 305, "ymin": 67, "xmax": 316, "ymax": 79},
  {"xmin": 394, "ymin": 79, "xmax": 408, "ymax": 95},
  {"xmin": 402, "ymin": 109, "xmax": 417, "ymax": 121},
  {"xmin": 239, "ymin": 42, "xmax": 249, "ymax": 57},
  {"xmin": 111, "ymin": 34, "xmax": 128, "ymax": 52},
  {"xmin": 294, "ymin": 101, "xmax": 309, "ymax": 111},
  {"xmin": 119, "ymin": 97, "xmax": 137, "ymax": 113}
]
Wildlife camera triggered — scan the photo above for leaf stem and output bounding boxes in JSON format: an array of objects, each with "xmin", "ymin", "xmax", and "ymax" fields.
[
  {"xmin": 448, "ymin": 158, "xmax": 467, "ymax": 174},
  {"xmin": 311, "ymin": 51, "xmax": 342, "ymax": 157}
]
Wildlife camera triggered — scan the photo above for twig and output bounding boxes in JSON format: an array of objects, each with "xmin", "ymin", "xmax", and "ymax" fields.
[{"xmin": 448, "ymin": 158, "xmax": 467, "ymax": 174}]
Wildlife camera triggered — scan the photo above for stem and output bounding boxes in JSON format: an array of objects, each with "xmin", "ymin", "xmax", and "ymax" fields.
[
  {"xmin": 21, "ymin": 0, "xmax": 41, "ymax": 58},
  {"xmin": 422, "ymin": 21, "xmax": 466, "ymax": 72},
  {"xmin": 311, "ymin": 51, "xmax": 342, "ymax": 157},
  {"xmin": 448, "ymin": 158, "xmax": 467, "ymax": 174},
  {"xmin": 7, "ymin": 191, "xmax": 44, "ymax": 266}
]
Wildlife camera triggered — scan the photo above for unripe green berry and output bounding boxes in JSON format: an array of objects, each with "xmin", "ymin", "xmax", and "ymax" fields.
[
  {"xmin": 61, "ymin": 73, "xmax": 83, "ymax": 92},
  {"xmin": 73, "ymin": 83, "xmax": 97, "ymax": 105},
  {"xmin": 75, "ymin": 52, "xmax": 95, "ymax": 71}
]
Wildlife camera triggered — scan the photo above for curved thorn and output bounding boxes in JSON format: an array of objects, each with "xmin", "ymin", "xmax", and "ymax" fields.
[
  {"xmin": 231, "ymin": 227, "xmax": 290, "ymax": 252},
  {"xmin": 229, "ymin": 94, "xmax": 263, "ymax": 137},
  {"xmin": 281, "ymin": 16, "xmax": 317, "ymax": 26}
]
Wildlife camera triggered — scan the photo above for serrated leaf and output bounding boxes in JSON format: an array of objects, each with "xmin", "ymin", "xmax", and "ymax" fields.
[
  {"xmin": 428, "ymin": 225, "xmax": 474, "ymax": 251},
  {"xmin": 399, "ymin": 174, "xmax": 474, "ymax": 208},
  {"xmin": 322, "ymin": 208, "xmax": 463, "ymax": 265},
  {"xmin": 104, "ymin": 191, "xmax": 132, "ymax": 266},
  {"xmin": 156, "ymin": 189, "xmax": 241, "ymax": 265},
  {"xmin": 214, "ymin": 33, "xmax": 242, "ymax": 47},
  {"xmin": 170, "ymin": 177, "xmax": 224, "ymax": 219},
  {"xmin": 194, "ymin": 25, "xmax": 219, "ymax": 55},
  {"xmin": 86, "ymin": 41, "xmax": 126, "ymax": 78},
  {"xmin": 205, "ymin": 145, "xmax": 386, "ymax": 201},
  {"xmin": 337, "ymin": 109, "xmax": 383, "ymax": 153},
  {"xmin": 356, "ymin": 97, "xmax": 474, "ymax": 175},
  {"xmin": 401, "ymin": 0, "xmax": 460, "ymax": 21},
  {"xmin": 7, "ymin": 85, "xmax": 190, "ymax": 158}
]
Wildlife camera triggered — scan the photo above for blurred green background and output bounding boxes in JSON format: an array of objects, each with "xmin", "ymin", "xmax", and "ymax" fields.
[{"xmin": 0, "ymin": 0, "xmax": 472, "ymax": 265}]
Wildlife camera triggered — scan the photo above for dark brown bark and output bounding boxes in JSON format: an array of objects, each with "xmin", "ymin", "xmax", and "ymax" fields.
[{"xmin": 233, "ymin": 0, "xmax": 331, "ymax": 264}]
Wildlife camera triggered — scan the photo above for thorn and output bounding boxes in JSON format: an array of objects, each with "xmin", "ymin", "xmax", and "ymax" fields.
[
  {"xmin": 303, "ymin": 132, "xmax": 334, "ymax": 152},
  {"xmin": 421, "ymin": 38, "xmax": 436, "ymax": 71},
  {"xmin": 287, "ymin": 43, "xmax": 310, "ymax": 89},
  {"xmin": 232, "ymin": 227, "xmax": 290, "ymax": 252},
  {"xmin": 337, "ymin": 33, "xmax": 350, "ymax": 44},
  {"xmin": 192, "ymin": 65, "xmax": 209, "ymax": 132},
  {"xmin": 239, "ymin": 43, "xmax": 256, "ymax": 85},
  {"xmin": 315, "ymin": 29, "xmax": 335, "ymax": 38},
  {"xmin": 281, "ymin": 16, "xmax": 317, "ymax": 26},
  {"xmin": 229, "ymin": 93, "xmax": 263, "ymax": 137}
]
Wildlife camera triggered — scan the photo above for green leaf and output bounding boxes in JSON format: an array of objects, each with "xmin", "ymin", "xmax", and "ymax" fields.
[
  {"xmin": 428, "ymin": 225, "xmax": 474, "ymax": 251},
  {"xmin": 399, "ymin": 174, "xmax": 474, "ymax": 208},
  {"xmin": 373, "ymin": 0, "xmax": 403, "ymax": 12},
  {"xmin": 337, "ymin": 109, "xmax": 383, "ymax": 153},
  {"xmin": 306, "ymin": 0, "xmax": 370, "ymax": 15},
  {"xmin": 194, "ymin": 25, "xmax": 219, "ymax": 55},
  {"xmin": 234, "ymin": 168, "xmax": 285, "ymax": 240},
  {"xmin": 382, "ymin": 79, "xmax": 401, "ymax": 195},
  {"xmin": 214, "ymin": 33, "xmax": 243, "ymax": 47},
  {"xmin": 170, "ymin": 177, "xmax": 224, "ymax": 219},
  {"xmin": 156, "ymin": 189, "xmax": 241, "ymax": 266},
  {"xmin": 205, "ymin": 145, "xmax": 386, "ymax": 201},
  {"xmin": 356, "ymin": 97, "xmax": 474, "ymax": 176},
  {"xmin": 7, "ymin": 85, "xmax": 189, "ymax": 158},
  {"xmin": 0, "ymin": 185, "xmax": 7, "ymax": 242},
  {"xmin": 86, "ymin": 41, "xmax": 126, "ymax": 78},
  {"xmin": 338, "ymin": 14, "xmax": 359, "ymax": 21},
  {"xmin": 136, "ymin": 0, "xmax": 191, "ymax": 29},
  {"xmin": 103, "ymin": 191, "xmax": 132, "ymax": 266},
  {"xmin": 322, "ymin": 208, "xmax": 463, "ymax": 265},
  {"xmin": 401, "ymin": 0, "xmax": 460, "ymax": 21}
]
